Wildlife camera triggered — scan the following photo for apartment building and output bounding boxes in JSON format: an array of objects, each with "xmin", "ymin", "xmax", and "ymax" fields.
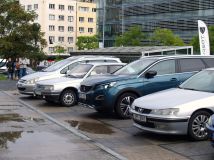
[{"xmin": 19, "ymin": 0, "xmax": 96, "ymax": 55}]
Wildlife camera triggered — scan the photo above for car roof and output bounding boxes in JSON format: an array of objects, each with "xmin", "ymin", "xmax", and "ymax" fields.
[
  {"xmin": 77, "ymin": 62, "xmax": 126, "ymax": 66},
  {"xmin": 67, "ymin": 55, "xmax": 120, "ymax": 60}
]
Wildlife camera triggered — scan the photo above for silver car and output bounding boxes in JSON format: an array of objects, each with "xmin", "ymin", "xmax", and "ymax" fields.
[
  {"xmin": 17, "ymin": 56, "xmax": 121, "ymax": 95},
  {"xmin": 130, "ymin": 68, "xmax": 214, "ymax": 141},
  {"xmin": 34, "ymin": 62, "xmax": 125, "ymax": 106}
]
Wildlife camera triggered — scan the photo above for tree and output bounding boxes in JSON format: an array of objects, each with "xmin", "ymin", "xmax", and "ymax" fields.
[
  {"xmin": 151, "ymin": 28, "xmax": 185, "ymax": 46},
  {"xmin": 115, "ymin": 26, "xmax": 145, "ymax": 46},
  {"xmin": 0, "ymin": 0, "xmax": 47, "ymax": 60},
  {"xmin": 76, "ymin": 35, "xmax": 99, "ymax": 50},
  {"xmin": 54, "ymin": 45, "xmax": 67, "ymax": 54},
  {"xmin": 190, "ymin": 26, "xmax": 214, "ymax": 54}
]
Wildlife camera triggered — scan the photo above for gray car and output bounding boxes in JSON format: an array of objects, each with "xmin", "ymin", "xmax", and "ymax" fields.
[
  {"xmin": 17, "ymin": 56, "xmax": 121, "ymax": 95},
  {"xmin": 34, "ymin": 62, "xmax": 125, "ymax": 106},
  {"xmin": 130, "ymin": 68, "xmax": 214, "ymax": 141}
]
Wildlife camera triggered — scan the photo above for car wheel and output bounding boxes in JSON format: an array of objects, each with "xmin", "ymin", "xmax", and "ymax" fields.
[
  {"xmin": 60, "ymin": 89, "xmax": 77, "ymax": 107},
  {"xmin": 188, "ymin": 110, "xmax": 211, "ymax": 141},
  {"xmin": 115, "ymin": 92, "xmax": 138, "ymax": 119}
]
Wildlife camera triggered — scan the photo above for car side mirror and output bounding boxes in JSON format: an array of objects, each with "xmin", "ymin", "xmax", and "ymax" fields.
[{"xmin": 145, "ymin": 70, "xmax": 157, "ymax": 79}]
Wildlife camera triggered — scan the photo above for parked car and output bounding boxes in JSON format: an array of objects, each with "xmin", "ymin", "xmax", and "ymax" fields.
[
  {"xmin": 130, "ymin": 68, "xmax": 214, "ymax": 141},
  {"xmin": 79, "ymin": 56, "xmax": 214, "ymax": 118},
  {"xmin": 34, "ymin": 62, "xmax": 125, "ymax": 106},
  {"xmin": 26, "ymin": 67, "xmax": 35, "ymax": 75},
  {"xmin": 0, "ymin": 59, "xmax": 7, "ymax": 74},
  {"xmin": 207, "ymin": 114, "xmax": 214, "ymax": 147},
  {"xmin": 17, "ymin": 56, "xmax": 121, "ymax": 95}
]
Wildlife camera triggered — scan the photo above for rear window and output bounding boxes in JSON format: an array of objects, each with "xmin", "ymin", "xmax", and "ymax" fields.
[
  {"xmin": 202, "ymin": 58, "xmax": 214, "ymax": 67},
  {"xmin": 179, "ymin": 59, "xmax": 206, "ymax": 72}
]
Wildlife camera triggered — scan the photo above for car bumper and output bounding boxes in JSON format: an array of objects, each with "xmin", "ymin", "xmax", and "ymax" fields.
[
  {"xmin": 206, "ymin": 125, "xmax": 214, "ymax": 147},
  {"xmin": 17, "ymin": 82, "xmax": 35, "ymax": 95},
  {"xmin": 132, "ymin": 113, "xmax": 189, "ymax": 135},
  {"xmin": 34, "ymin": 88, "xmax": 61, "ymax": 100}
]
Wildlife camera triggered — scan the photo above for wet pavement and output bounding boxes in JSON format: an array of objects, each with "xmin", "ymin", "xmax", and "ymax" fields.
[{"xmin": 1, "ymin": 80, "xmax": 214, "ymax": 160}]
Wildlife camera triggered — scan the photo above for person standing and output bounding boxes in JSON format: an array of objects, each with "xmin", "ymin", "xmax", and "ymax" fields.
[
  {"xmin": 15, "ymin": 58, "xmax": 20, "ymax": 80},
  {"xmin": 19, "ymin": 57, "xmax": 28, "ymax": 78},
  {"xmin": 6, "ymin": 58, "xmax": 15, "ymax": 80}
]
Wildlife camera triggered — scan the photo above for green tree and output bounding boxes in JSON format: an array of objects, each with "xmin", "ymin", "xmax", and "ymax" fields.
[
  {"xmin": 0, "ymin": 0, "xmax": 47, "ymax": 60},
  {"xmin": 151, "ymin": 28, "xmax": 185, "ymax": 46},
  {"xmin": 190, "ymin": 26, "xmax": 214, "ymax": 54},
  {"xmin": 76, "ymin": 35, "xmax": 99, "ymax": 50},
  {"xmin": 54, "ymin": 45, "xmax": 67, "ymax": 54},
  {"xmin": 115, "ymin": 26, "xmax": 145, "ymax": 46}
]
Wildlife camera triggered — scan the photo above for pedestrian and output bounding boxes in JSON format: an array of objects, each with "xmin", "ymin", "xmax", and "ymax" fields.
[
  {"xmin": 19, "ymin": 57, "xmax": 28, "ymax": 78},
  {"xmin": 6, "ymin": 58, "xmax": 15, "ymax": 80},
  {"xmin": 15, "ymin": 58, "xmax": 20, "ymax": 80}
]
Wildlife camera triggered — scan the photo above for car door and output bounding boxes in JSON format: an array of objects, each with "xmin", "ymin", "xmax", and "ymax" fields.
[
  {"xmin": 141, "ymin": 59, "xmax": 179, "ymax": 96},
  {"xmin": 178, "ymin": 58, "xmax": 206, "ymax": 84}
]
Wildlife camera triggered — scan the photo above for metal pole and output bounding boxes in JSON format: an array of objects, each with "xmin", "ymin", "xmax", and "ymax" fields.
[{"xmin": 102, "ymin": 0, "xmax": 106, "ymax": 48}]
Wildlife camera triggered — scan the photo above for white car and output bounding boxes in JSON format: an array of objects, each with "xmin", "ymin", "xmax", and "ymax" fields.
[
  {"xmin": 130, "ymin": 68, "xmax": 214, "ymax": 141},
  {"xmin": 17, "ymin": 56, "xmax": 121, "ymax": 95},
  {"xmin": 0, "ymin": 59, "xmax": 7, "ymax": 74},
  {"xmin": 34, "ymin": 62, "xmax": 125, "ymax": 106}
]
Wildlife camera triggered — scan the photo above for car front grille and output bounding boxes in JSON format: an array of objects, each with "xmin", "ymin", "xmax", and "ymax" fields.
[
  {"xmin": 80, "ymin": 85, "xmax": 92, "ymax": 92},
  {"xmin": 36, "ymin": 84, "xmax": 45, "ymax": 90},
  {"xmin": 133, "ymin": 119, "xmax": 155, "ymax": 128},
  {"xmin": 19, "ymin": 79, "xmax": 27, "ymax": 83},
  {"xmin": 134, "ymin": 106, "xmax": 151, "ymax": 114}
]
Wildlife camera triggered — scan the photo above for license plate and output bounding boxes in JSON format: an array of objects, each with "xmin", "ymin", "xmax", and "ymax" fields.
[
  {"xmin": 79, "ymin": 93, "xmax": 86, "ymax": 100},
  {"xmin": 133, "ymin": 114, "xmax": 146, "ymax": 122},
  {"xmin": 34, "ymin": 89, "xmax": 42, "ymax": 95},
  {"xmin": 17, "ymin": 83, "xmax": 24, "ymax": 87}
]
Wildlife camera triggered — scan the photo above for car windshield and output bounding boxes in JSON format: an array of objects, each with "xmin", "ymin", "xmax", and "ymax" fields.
[
  {"xmin": 180, "ymin": 70, "xmax": 214, "ymax": 93},
  {"xmin": 66, "ymin": 64, "xmax": 93, "ymax": 78},
  {"xmin": 43, "ymin": 58, "xmax": 77, "ymax": 72},
  {"xmin": 114, "ymin": 58, "xmax": 157, "ymax": 75}
]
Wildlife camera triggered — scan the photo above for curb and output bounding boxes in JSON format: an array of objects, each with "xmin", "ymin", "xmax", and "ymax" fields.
[{"xmin": 3, "ymin": 91, "xmax": 127, "ymax": 160}]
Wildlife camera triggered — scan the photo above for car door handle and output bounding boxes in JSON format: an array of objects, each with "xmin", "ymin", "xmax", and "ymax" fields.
[{"xmin": 170, "ymin": 78, "xmax": 178, "ymax": 81}]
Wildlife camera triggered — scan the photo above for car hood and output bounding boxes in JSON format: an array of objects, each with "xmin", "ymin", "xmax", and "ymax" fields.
[
  {"xmin": 21, "ymin": 71, "xmax": 55, "ymax": 81},
  {"xmin": 81, "ymin": 74, "xmax": 137, "ymax": 86},
  {"xmin": 37, "ymin": 77, "xmax": 81, "ymax": 86},
  {"xmin": 133, "ymin": 88, "xmax": 214, "ymax": 110}
]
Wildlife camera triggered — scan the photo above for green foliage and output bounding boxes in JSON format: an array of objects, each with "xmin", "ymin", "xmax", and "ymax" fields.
[
  {"xmin": 190, "ymin": 26, "xmax": 214, "ymax": 54},
  {"xmin": 76, "ymin": 35, "xmax": 99, "ymax": 50},
  {"xmin": 115, "ymin": 26, "xmax": 145, "ymax": 46},
  {"xmin": 151, "ymin": 28, "xmax": 185, "ymax": 46},
  {"xmin": 54, "ymin": 45, "xmax": 66, "ymax": 54},
  {"xmin": 0, "ymin": 0, "xmax": 47, "ymax": 60},
  {"xmin": 0, "ymin": 74, "xmax": 7, "ymax": 80}
]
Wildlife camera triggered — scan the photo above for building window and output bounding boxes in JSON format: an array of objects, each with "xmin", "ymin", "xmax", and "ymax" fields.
[
  {"xmin": 88, "ymin": 28, "xmax": 93, "ymax": 33},
  {"xmin": 34, "ymin": 4, "xmax": 38, "ymax": 10},
  {"xmin": 68, "ymin": 26, "xmax": 74, "ymax": 32},
  {"xmin": 49, "ymin": 4, "xmax": 55, "ymax": 9},
  {"xmin": 68, "ymin": 5, "xmax": 74, "ymax": 11},
  {"xmin": 58, "ymin": 15, "xmax": 64, "ymax": 21},
  {"xmin": 68, "ymin": 37, "xmax": 73, "ymax": 43},
  {"xmin": 49, "ymin": 47, "xmax": 55, "ymax": 52},
  {"xmin": 79, "ymin": 17, "xmax": 84, "ymax": 22},
  {"xmin": 59, "ymin": 5, "xmax": 64, "ymax": 10},
  {"xmin": 79, "ymin": 7, "xmax": 89, "ymax": 12},
  {"xmin": 49, "ymin": 14, "xmax": 55, "ymax": 20},
  {"xmin": 68, "ymin": 47, "xmax": 73, "ymax": 52},
  {"xmin": 49, "ymin": 25, "xmax": 55, "ymax": 31},
  {"xmin": 58, "ymin": 26, "xmax": 64, "ymax": 32},
  {"xmin": 27, "ymin": 5, "xmax": 32, "ymax": 11},
  {"xmin": 92, "ymin": 8, "xmax": 96, "ymax": 12},
  {"xmin": 68, "ymin": 16, "xmax": 73, "ymax": 22},
  {"xmin": 21, "ymin": 5, "xmax": 25, "ymax": 10},
  {"xmin": 79, "ymin": 27, "xmax": 84, "ymax": 33},
  {"xmin": 88, "ymin": 18, "xmax": 93, "ymax": 23},
  {"xmin": 58, "ymin": 37, "xmax": 64, "ymax": 42},
  {"xmin": 49, "ymin": 36, "xmax": 55, "ymax": 44}
]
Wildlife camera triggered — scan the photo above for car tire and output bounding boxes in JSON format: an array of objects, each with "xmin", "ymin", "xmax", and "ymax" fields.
[
  {"xmin": 60, "ymin": 89, "xmax": 77, "ymax": 107},
  {"xmin": 115, "ymin": 92, "xmax": 138, "ymax": 119},
  {"xmin": 188, "ymin": 110, "xmax": 211, "ymax": 141}
]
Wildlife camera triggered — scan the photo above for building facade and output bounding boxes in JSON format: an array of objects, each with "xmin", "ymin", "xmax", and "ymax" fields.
[
  {"xmin": 97, "ymin": 0, "xmax": 214, "ymax": 47},
  {"xmin": 19, "ymin": 0, "xmax": 96, "ymax": 55}
]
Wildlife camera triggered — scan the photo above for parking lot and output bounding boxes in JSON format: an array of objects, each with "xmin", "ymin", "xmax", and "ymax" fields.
[{"xmin": 0, "ymin": 80, "xmax": 213, "ymax": 160}]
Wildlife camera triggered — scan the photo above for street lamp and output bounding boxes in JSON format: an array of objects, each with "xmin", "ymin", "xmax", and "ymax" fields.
[{"xmin": 102, "ymin": 0, "xmax": 106, "ymax": 48}]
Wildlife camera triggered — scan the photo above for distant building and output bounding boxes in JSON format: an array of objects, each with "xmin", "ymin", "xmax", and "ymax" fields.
[
  {"xmin": 97, "ymin": 0, "xmax": 214, "ymax": 47},
  {"xmin": 19, "ymin": 0, "xmax": 97, "ymax": 55}
]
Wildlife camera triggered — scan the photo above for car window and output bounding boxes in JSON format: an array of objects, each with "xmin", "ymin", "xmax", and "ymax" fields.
[
  {"xmin": 67, "ymin": 64, "xmax": 93, "ymax": 78},
  {"xmin": 90, "ymin": 66, "xmax": 108, "ymax": 76},
  {"xmin": 60, "ymin": 62, "xmax": 80, "ymax": 74},
  {"xmin": 87, "ymin": 60, "xmax": 118, "ymax": 63},
  {"xmin": 179, "ymin": 59, "xmax": 205, "ymax": 72},
  {"xmin": 108, "ymin": 65, "xmax": 123, "ymax": 73},
  {"xmin": 148, "ymin": 60, "xmax": 175, "ymax": 75},
  {"xmin": 202, "ymin": 58, "xmax": 214, "ymax": 67}
]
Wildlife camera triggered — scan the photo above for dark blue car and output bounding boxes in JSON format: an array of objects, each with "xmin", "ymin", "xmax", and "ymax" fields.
[
  {"xmin": 207, "ymin": 114, "xmax": 214, "ymax": 147},
  {"xmin": 79, "ymin": 56, "xmax": 214, "ymax": 118}
]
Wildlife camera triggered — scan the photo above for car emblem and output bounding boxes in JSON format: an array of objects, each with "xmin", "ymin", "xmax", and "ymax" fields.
[{"xmin": 139, "ymin": 108, "xmax": 144, "ymax": 113}]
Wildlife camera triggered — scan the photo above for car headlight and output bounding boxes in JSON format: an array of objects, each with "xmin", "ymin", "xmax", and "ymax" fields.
[
  {"xmin": 44, "ymin": 85, "xmax": 54, "ymax": 91},
  {"xmin": 150, "ymin": 108, "xmax": 179, "ymax": 116},
  {"xmin": 26, "ymin": 78, "xmax": 39, "ymax": 84},
  {"xmin": 208, "ymin": 116, "xmax": 213, "ymax": 127},
  {"xmin": 95, "ymin": 82, "xmax": 117, "ymax": 90}
]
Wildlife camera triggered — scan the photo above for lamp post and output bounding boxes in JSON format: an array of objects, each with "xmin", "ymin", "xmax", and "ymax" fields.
[{"xmin": 102, "ymin": 0, "xmax": 106, "ymax": 48}]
